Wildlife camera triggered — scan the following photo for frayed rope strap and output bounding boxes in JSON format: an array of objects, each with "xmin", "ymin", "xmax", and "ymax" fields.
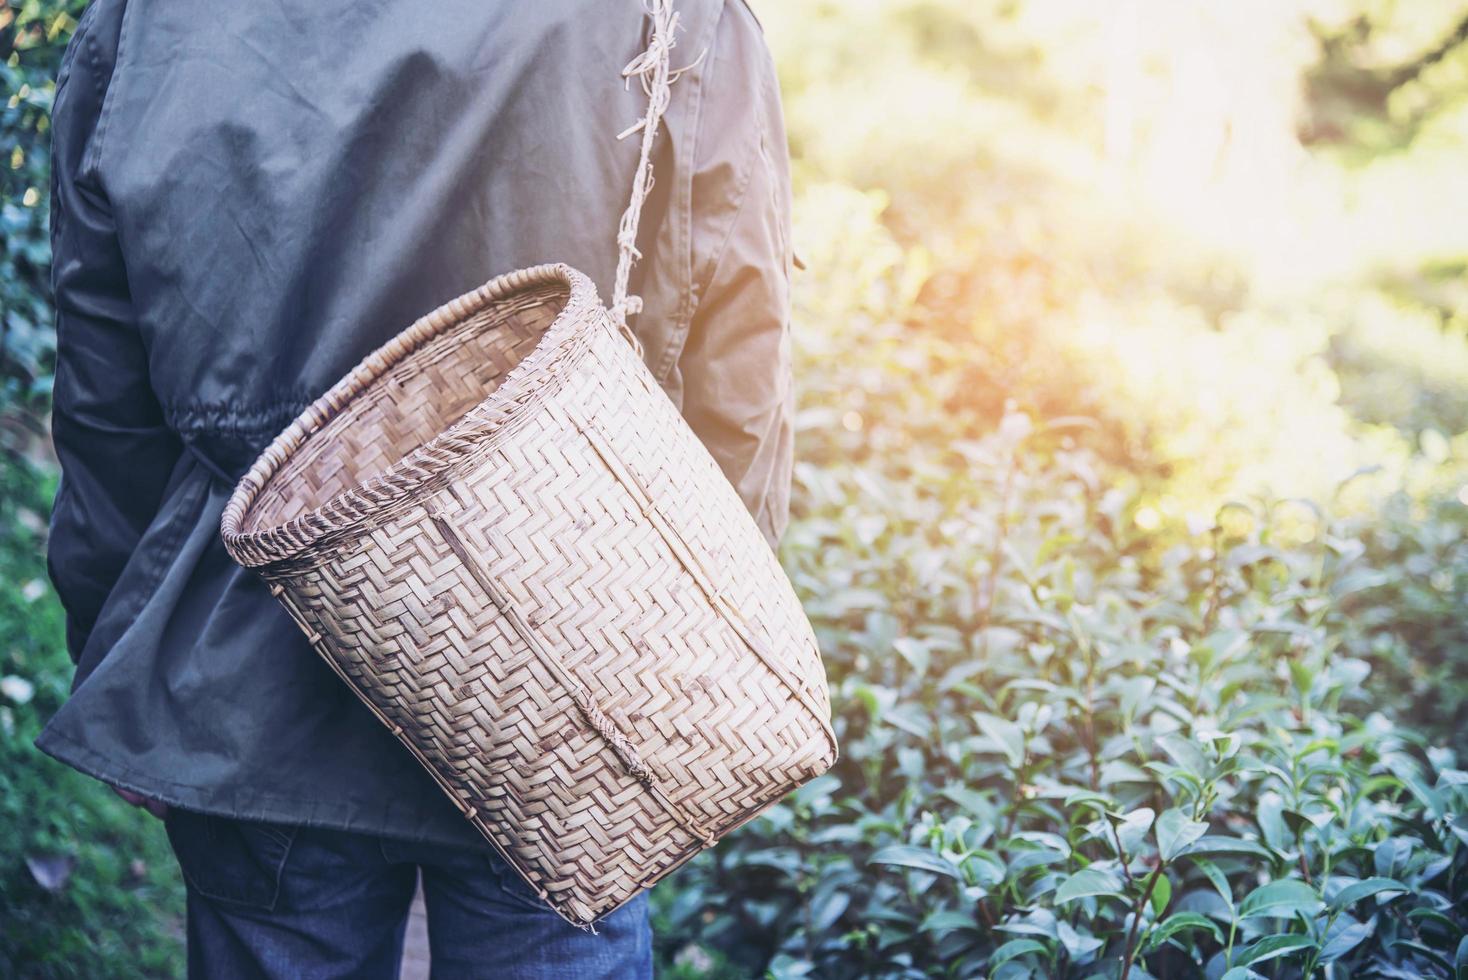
[{"xmin": 608, "ymin": 0, "xmax": 704, "ymax": 350}]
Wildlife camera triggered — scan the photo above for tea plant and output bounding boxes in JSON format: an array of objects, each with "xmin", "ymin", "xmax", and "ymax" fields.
[
  {"xmin": 5, "ymin": 3, "xmax": 1468, "ymax": 978},
  {"xmin": 654, "ymin": 395, "xmax": 1467, "ymax": 978},
  {"xmin": 2, "ymin": 0, "xmax": 86, "ymax": 412},
  {"xmin": 0, "ymin": 455, "xmax": 185, "ymax": 979},
  {"xmin": 652, "ymin": 267, "xmax": 1468, "ymax": 976}
]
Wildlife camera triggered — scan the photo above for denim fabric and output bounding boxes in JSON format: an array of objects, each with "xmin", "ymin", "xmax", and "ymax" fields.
[{"xmin": 164, "ymin": 809, "xmax": 652, "ymax": 980}]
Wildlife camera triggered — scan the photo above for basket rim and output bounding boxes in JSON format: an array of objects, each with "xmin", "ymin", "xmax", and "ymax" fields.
[{"xmin": 219, "ymin": 263, "xmax": 601, "ymax": 568}]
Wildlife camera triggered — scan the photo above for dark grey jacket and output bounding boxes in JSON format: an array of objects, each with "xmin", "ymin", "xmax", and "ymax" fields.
[{"xmin": 38, "ymin": 0, "xmax": 793, "ymax": 847}]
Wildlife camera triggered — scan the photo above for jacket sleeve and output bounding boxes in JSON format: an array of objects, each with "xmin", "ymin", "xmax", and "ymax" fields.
[
  {"xmin": 679, "ymin": 0, "xmax": 795, "ymax": 548},
  {"xmin": 47, "ymin": 1, "xmax": 183, "ymax": 664}
]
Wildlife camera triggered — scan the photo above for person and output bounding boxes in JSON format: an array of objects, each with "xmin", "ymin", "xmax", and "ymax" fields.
[{"xmin": 38, "ymin": 0, "xmax": 794, "ymax": 976}]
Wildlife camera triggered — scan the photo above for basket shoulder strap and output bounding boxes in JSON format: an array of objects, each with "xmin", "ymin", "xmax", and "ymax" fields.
[{"xmin": 609, "ymin": 0, "xmax": 697, "ymax": 333}]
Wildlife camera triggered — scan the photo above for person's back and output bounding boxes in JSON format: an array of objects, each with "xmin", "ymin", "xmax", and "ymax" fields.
[{"xmin": 39, "ymin": 1, "xmax": 793, "ymax": 973}]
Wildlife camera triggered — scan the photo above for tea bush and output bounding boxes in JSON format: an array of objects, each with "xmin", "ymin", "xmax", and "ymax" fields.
[
  {"xmin": 1, "ymin": 0, "xmax": 85, "ymax": 412},
  {"xmin": 652, "ymin": 246, "xmax": 1468, "ymax": 978},
  {"xmin": 0, "ymin": 454, "xmax": 185, "ymax": 979},
  {"xmin": 1332, "ymin": 489, "xmax": 1468, "ymax": 760},
  {"xmin": 5, "ymin": 3, "xmax": 1468, "ymax": 978},
  {"xmin": 4, "ymin": 7, "xmax": 186, "ymax": 975}
]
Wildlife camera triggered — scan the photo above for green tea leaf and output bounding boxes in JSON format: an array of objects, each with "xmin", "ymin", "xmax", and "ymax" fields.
[
  {"xmin": 1318, "ymin": 917, "xmax": 1374, "ymax": 964},
  {"xmin": 1147, "ymin": 912, "xmax": 1223, "ymax": 950},
  {"xmin": 941, "ymin": 785, "xmax": 995, "ymax": 820},
  {"xmin": 1409, "ymin": 906, "xmax": 1461, "ymax": 935},
  {"xmin": 974, "ymin": 713, "xmax": 1025, "ymax": 768},
  {"xmin": 1234, "ymin": 933, "xmax": 1317, "ymax": 967},
  {"xmin": 892, "ymin": 637, "xmax": 930, "ymax": 677},
  {"xmin": 1220, "ymin": 969, "xmax": 1264, "ymax": 980},
  {"xmin": 1393, "ymin": 939, "xmax": 1453, "ymax": 973},
  {"xmin": 1179, "ymin": 835, "xmax": 1274, "ymax": 860},
  {"xmin": 1258, "ymin": 794, "xmax": 1291, "ymax": 852},
  {"xmin": 1156, "ymin": 734, "xmax": 1210, "ymax": 777},
  {"xmin": 1191, "ymin": 857, "xmax": 1235, "ymax": 911},
  {"xmin": 989, "ymin": 938, "xmax": 1048, "ymax": 970},
  {"xmin": 1155, "ymin": 808, "xmax": 1209, "ymax": 862},
  {"xmin": 1056, "ymin": 920, "xmax": 1103, "ymax": 958},
  {"xmin": 1239, "ymin": 880, "xmax": 1322, "ymax": 919},
  {"xmin": 1054, "ymin": 867, "xmax": 1125, "ymax": 904},
  {"xmin": 884, "ymin": 703, "xmax": 933, "ymax": 739},
  {"xmin": 1374, "ymin": 837, "xmax": 1415, "ymax": 879},
  {"xmin": 1109, "ymin": 807, "xmax": 1156, "ymax": 857},
  {"xmin": 1280, "ymin": 808, "xmax": 1314, "ymax": 838},
  {"xmin": 869, "ymin": 845, "xmax": 961, "ymax": 879},
  {"xmin": 1149, "ymin": 872, "xmax": 1172, "ymax": 917},
  {"xmin": 920, "ymin": 909, "xmax": 977, "ymax": 935},
  {"xmin": 1329, "ymin": 877, "xmax": 1408, "ymax": 911}
]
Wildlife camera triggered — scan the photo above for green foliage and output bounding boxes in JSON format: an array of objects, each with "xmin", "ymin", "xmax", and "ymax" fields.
[
  {"xmin": 4, "ymin": 2, "xmax": 1466, "ymax": 978},
  {"xmin": 1, "ymin": 10, "xmax": 188, "ymax": 974},
  {"xmin": 1301, "ymin": 7, "xmax": 1468, "ymax": 157},
  {"xmin": 1, "ymin": 0, "xmax": 85, "ymax": 412},
  {"xmin": 1332, "ymin": 489, "xmax": 1468, "ymax": 758},
  {"xmin": 652, "ymin": 271, "xmax": 1468, "ymax": 976},
  {"xmin": 0, "ymin": 452, "xmax": 184, "ymax": 979},
  {"xmin": 1327, "ymin": 291, "xmax": 1468, "ymax": 439},
  {"xmin": 1, "ymin": 7, "xmax": 188, "ymax": 975}
]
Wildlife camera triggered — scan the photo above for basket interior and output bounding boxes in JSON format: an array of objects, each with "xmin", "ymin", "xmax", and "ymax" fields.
[{"xmin": 243, "ymin": 281, "xmax": 568, "ymax": 535}]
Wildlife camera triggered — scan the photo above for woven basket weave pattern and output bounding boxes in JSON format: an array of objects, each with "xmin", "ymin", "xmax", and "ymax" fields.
[
  {"xmin": 222, "ymin": 265, "xmax": 836, "ymax": 926},
  {"xmin": 249, "ymin": 290, "xmax": 561, "ymax": 530}
]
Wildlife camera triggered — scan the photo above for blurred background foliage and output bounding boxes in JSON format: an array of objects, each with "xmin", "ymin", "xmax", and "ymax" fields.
[{"xmin": 3, "ymin": 0, "xmax": 1467, "ymax": 977}]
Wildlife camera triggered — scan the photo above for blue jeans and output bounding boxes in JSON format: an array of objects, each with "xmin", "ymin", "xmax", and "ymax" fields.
[{"xmin": 162, "ymin": 809, "xmax": 651, "ymax": 979}]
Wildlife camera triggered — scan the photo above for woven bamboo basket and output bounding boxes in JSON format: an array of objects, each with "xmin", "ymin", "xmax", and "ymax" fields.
[{"xmin": 219, "ymin": 262, "xmax": 837, "ymax": 926}]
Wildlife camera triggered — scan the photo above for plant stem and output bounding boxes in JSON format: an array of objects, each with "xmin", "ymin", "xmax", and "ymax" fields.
[
  {"xmin": 1002, "ymin": 749, "xmax": 1028, "ymax": 843},
  {"xmin": 1084, "ymin": 636, "xmax": 1100, "ymax": 791},
  {"xmin": 1300, "ymin": 908, "xmax": 1335, "ymax": 977},
  {"xmin": 1120, "ymin": 864, "xmax": 1163, "ymax": 980},
  {"xmin": 977, "ymin": 450, "xmax": 1018, "ymax": 658},
  {"xmin": 1291, "ymin": 820, "xmax": 1314, "ymax": 885},
  {"xmin": 802, "ymin": 871, "xmax": 815, "ymax": 966},
  {"xmin": 1110, "ymin": 822, "xmax": 1136, "ymax": 887},
  {"xmin": 1201, "ymin": 526, "xmax": 1223, "ymax": 635}
]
